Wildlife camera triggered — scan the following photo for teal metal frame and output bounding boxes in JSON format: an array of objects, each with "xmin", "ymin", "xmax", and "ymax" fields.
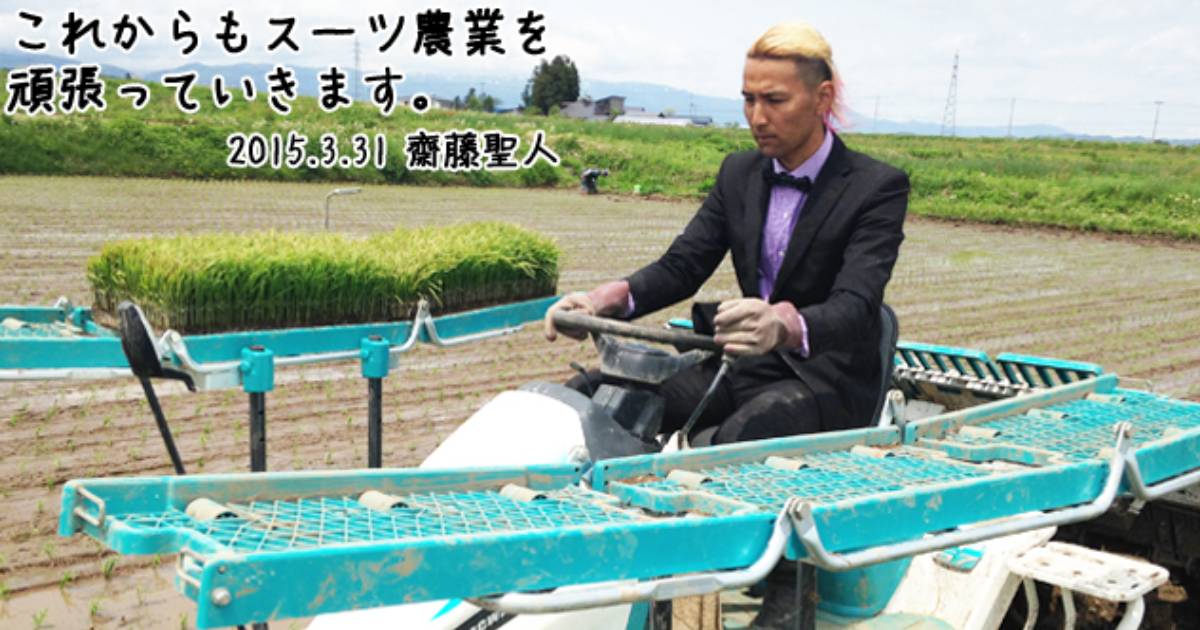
[
  {"xmin": 52, "ymin": 324, "xmax": 1200, "ymax": 629},
  {"xmin": 1, "ymin": 296, "xmax": 558, "ymax": 388},
  {"xmin": 58, "ymin": 371, "xmax": 1200, "ymax": 628},
  {"xmin": 59, "ymin": 465, "xmax": 774, "ymax": 628}
]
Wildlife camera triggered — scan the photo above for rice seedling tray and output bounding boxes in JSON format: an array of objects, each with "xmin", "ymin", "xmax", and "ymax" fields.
[{"xmin": 87, "ymin": 222, "xmax": 560, "ymax": 334}]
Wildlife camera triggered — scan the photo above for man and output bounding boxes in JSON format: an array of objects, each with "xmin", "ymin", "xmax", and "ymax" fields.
[
  {"xmin": 580, "ymin": 168, "xmax": 609, "ymax": 194},
  {"xmin": 546, "ymin": 21, "xmax": 909, "ymax": 628},
  {"xmin": 547, "ymin": 21, "xmax": 909, "ymax": 443}
]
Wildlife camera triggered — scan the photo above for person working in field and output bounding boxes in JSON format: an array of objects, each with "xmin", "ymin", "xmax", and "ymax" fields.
[{"xmin": 544, "ymin": 21, "xmax": 910, "ymax": 628}]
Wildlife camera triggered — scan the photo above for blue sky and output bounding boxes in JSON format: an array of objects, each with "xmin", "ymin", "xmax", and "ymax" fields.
[{"xmin": 2, "ymin": 1, "xmax": 1197, "ymax": 138}]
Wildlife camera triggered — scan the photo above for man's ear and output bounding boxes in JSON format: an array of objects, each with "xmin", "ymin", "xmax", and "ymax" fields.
[{"xmin": 816, "ymin": 80, "xmax": 835, "ymax": 116}]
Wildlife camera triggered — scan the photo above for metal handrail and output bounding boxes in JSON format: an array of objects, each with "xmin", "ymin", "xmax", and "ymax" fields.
[
  {"xmin": 175, "ymin": 547, "xmax": 205, "ymax": 591},
  {"xmin": 71, "ymin": 485, "xmax": 107, "ymax": 529},
  {"xmin": 471, "ymin": 509, "xmax": 792, "ymax": 613},
  {"xmin": 162, "ymin": 299, "xmax": 526, "ymax": 379},
  {"xmin": 415, "ymin": 300, "xmax": 523, "ymax": 348},
  {"xmin": 1122, "ymin": 437, "xmax": 1200, "ymax": 501},
  {"xmin": 791, "ymin": 422, "xmax": 1132, "ymax": 571}
]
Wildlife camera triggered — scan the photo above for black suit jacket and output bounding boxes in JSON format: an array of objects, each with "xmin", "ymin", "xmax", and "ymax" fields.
[{"xmin": 625, "ymin": 134, "xmax": 909, "ymax": 430}]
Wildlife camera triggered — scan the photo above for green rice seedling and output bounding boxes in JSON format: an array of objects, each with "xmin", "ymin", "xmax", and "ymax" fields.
[
  {"xmin": 101, "ymin": 556, "xmax": 118, "ymax": 580},
  {"xmin": 87, "ymin": 222, "xmax": 560, "ymax": 333}
]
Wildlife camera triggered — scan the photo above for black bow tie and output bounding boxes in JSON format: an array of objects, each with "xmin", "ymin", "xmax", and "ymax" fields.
[{"xmin": 763, "ymin": 166, "xmax": 813, "ymax": 193}]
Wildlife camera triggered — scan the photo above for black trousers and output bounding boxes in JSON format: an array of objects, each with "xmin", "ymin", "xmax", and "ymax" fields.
[
  {"xmin": 568, "ymin": 353, "xmax": 818, "ymax": 591},
  {"xmin": 661, "ymin": 354, "xmax": 819, "ymax": 589},
  {"xmin": 569, "ymin": 352, "xmax": 821, "ymax": 445}
]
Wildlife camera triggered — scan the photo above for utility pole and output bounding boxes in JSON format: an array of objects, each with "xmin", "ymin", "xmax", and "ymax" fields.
[
  {"xmin": 873, "ymin": 96, "xmax": 880, "ymax": 133},
  {"xmin": 1007, "ymin": 97, "xmax": 1015, "ymax": 138},
  {"xmin": 940, "ymin": 51, "xmax": 959, "ymax": 137},
  {"xmin": 1151, "ymin": 100, "xmax": 1164, "ymax": 141}
]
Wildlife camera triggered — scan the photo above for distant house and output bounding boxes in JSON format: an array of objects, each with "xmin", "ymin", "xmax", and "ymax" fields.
[
  {"xmin": 617, "ymin": 108, "xmax": 658, "ymax": 121},
  {"xmin": 560, "ymin": 95, "xmax": 626, "ymax": 121},
  {"xmin": 399, "ymin": 95, "xmax": 458, "ymax": 110},
  {"xmin": 614, "ymin": 112, "xmax": 711, "ymax": 127}
]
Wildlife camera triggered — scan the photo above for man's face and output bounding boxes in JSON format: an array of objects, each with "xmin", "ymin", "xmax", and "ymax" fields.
[{"xmin": 742, "ymin": 57, "xmax": 831, "ymax": 169}]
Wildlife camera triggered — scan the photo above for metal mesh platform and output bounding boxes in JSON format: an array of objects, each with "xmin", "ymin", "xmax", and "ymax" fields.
[
  {"xmin": 922, "ymin": 389, "xmax": 1200, "ymax": 462},
  {"xmin": 120, "ymin": 486, "xmax": 640, "ymax": 554},
  {"xmin": 629, "ymin": 449, "xmax": 988, "ymax": 509},
  {"xmin": 57, "ymin": 366, "xmax": 1200, "ymax": 628},
  {"xmin": 60, "ymin": 465, "xmax": 776, "ymax": 628}
]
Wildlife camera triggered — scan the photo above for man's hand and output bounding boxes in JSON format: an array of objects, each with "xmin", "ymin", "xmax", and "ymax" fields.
[
  {"xmin": 543, "ymin": 280, "xmax": 633, "ymax": 342},
  {"xmin": 713, "ymin": 298, "xmax": 792, "ymax": 356},
  {"xmin": 543, "ymin": 292, "xmax": 596, "ymax": 341}
]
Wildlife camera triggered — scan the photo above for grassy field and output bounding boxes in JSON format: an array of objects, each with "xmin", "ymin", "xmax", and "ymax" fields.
[
  {"xmin": 1, "ymin": 70, "xmax": 1199, "ymax": 239},
  {"xmin": 0, "ymin": 176, "xmax": 1198, "ymax": 627}
]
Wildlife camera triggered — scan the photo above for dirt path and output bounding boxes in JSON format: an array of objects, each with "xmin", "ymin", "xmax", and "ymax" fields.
[{"xmin": 1, "ymin": 176, "xmax": 1198, "ymax": 628}]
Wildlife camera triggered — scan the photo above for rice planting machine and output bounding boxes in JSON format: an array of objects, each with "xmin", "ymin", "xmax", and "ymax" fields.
[{"xmin": 4, "ymin": 297, "xmax": 1199, "ymax": 628}]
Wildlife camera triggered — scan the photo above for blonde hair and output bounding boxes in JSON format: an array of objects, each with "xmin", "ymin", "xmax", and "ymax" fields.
[{"xmin": 747, "ymin": 22, "xmax": 847, "ymax": 130}]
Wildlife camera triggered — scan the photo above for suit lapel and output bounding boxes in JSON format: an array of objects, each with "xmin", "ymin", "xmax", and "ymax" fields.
[
  {"xmin": 769, "ymin": 136, "xmax": 853, "ymax": 301},
  {"xmin": 741, "ymin": 153, "xmax": 771, "ymax": 296}
]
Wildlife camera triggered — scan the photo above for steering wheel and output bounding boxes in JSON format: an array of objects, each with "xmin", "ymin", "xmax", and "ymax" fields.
[
  {"xmin": 552, "ymin": 310, "xmax": 722, "ymax": 387},
  {"xmin": 553, "ymin": 309, "xmax": 735, "ymax": 451},
  {"xmin": 552, "ymin": 311, "xmax": 722, "ymax": 352}
]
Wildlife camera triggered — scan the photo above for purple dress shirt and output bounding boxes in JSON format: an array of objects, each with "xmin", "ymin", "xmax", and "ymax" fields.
[
  {"xmin": 602, "ymin": 128, "xmax": 835, "ymax": 355},
  {"xmin": 760, "ymin": 128, "xmax": 834, "ymax": 298},
  {"xmin": 759, "ymin": 128, "xmax": 835, "ymax": 356}
]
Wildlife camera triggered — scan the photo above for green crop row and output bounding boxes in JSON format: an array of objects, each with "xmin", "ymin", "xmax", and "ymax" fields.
[{"xmin": 87, "ymin": 223, "xmax": 560, "ymax": 333}]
